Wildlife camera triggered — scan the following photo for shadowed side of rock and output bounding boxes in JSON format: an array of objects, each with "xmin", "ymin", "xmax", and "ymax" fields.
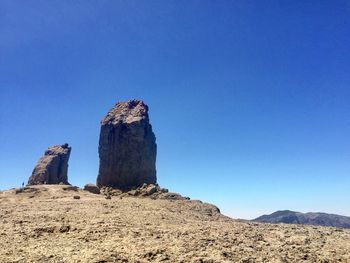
[
  {"xmin": 28, "ymin": 144, "xmax": 71, "ymax": 185},
  {"xmin": 97, "ymin": 100, "xmax": 157, "ymax": 190}
]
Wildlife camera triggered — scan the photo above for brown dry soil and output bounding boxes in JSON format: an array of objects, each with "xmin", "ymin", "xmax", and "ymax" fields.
[{"xmin": 0, "ymin": 185, "xmax": 349, "ymax": 263}]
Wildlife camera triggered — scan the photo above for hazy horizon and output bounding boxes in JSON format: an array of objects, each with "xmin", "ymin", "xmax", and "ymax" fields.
[{"xmin": 1, "ymin": 1, "xmax": 349, "ymax": 219}]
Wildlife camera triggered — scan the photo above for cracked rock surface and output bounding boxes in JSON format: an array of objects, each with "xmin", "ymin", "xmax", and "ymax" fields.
[
  {"xmin": 97, "ymin": 100, "xmax": 157, "ymax": 191},
  {"xmin": 1, "ymin": 185, "xmax": 349, "ymax": 263},
  {"xmin": 28, "ymin": 144, "xmax": 71, "ymax": 185}
]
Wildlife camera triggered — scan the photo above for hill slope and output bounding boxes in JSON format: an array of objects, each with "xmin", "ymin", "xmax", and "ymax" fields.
[
  {"xmin": 1, "ymin": 185, "xmax": 349, "ymax": 262},
  {"xmin": 253, "ymin": 210, "xmax": 350, "ymax": 229}
]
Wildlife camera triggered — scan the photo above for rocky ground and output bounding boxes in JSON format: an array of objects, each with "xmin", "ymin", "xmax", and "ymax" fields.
[{"xmin": 0, "ymin": 185, "xmax": 349, "ymax": 263}]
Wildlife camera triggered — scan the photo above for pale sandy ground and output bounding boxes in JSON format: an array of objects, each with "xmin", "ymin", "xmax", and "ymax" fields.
[{"xmin": 0, "ymin": 185, "xmax": 349, "ymax": 263}]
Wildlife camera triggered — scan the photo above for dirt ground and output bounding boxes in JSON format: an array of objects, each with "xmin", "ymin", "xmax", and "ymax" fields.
[{"xmin": 0, "ymin": 185, "xmax": 349, "ymax": 263}]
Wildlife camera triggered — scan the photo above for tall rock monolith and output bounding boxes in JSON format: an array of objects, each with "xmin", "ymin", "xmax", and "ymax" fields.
[
  {"xmin": 28, "ymin": 144, "xmax": 71, "ymax": 185},
  {"xmin": 97, "ymin": 100, "xmax": 157, "ymax": 190}
]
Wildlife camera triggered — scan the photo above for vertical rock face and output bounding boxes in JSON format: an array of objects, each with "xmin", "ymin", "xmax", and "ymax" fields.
[
  {"xmin": 28, "ymin": 144, "xmax": 71, "ymax": 185},
  {"xmin": 97, "ymin": 99, "xmax": 157, "ymax": 190}
]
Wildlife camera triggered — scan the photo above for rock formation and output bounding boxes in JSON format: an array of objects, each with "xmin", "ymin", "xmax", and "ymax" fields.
[
  {"xmin": 84, "ymin": 184, "xmax": 100, "ymax": 194},
  {"xmin": 28, "ymin": 144, "xmax": 71, "ymax": 185},
  {"xmin": 97, "ymin": 100, "xmax": 157, "ymax": 190}
]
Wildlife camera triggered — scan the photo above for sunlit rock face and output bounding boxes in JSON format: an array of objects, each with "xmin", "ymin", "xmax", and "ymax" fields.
[
  {"xmin": 97, "ymin": 99, "xmax": 157, "ymax": 190},
  {"xmin": 28, "ymin": 144, "xmax": 71, "ymax": 185}
]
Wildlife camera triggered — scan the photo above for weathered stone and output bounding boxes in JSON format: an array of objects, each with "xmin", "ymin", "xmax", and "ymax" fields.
[
  {"xmin": 160, "ymin": 188, "xmax": 169, "ymax": 193},
  {"xmin": 97, "ymin": 100, "xmax": 157, "ymax": 190},
  {"xmin": 128, "ymin": 189, "xmax": 140, "ymax": 196},
  {"xmin": 100, "ymin": 187, "xmax": 123, "ymax": 196},
  {"xmin": 28, "ymin": 144, "xmax": 71, "ymax": 185},
  {"xmin": 62, "ymin": 186, "xmax": 78, "ymax": 191},
  {"xmin": 84, "ymin": 184, "xmax": 100, "ymax": 194},
  {"xmin": 59, "ymin": 225, "xmax": 70, "ymax": 233},
  {"xmin": 143, "ymin": 184, "xmax": 157, "ymax": 196}
]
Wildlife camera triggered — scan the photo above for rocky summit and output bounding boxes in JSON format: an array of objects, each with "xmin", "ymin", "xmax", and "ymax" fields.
[
  {"xmin": 28, "ymin": 144, "xmax": 71, "ymax": 185},
  {"xmin": 97, "ymin": 100, "xmax": 157, "ymax": 190},
  {"xmin": 1, "ymin": 185, "xmax": 349, "ymax": 262}
]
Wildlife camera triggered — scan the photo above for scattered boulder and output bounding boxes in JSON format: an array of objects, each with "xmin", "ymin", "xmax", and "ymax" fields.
[
  {"xmin": 59, "ymin": 225, "xmax": 70, "ymax": 233},
  {"xmin": 62, "ymin": 186, "xmax": 79, "ymax": 191},
  {"xmin": 73, "ymin": 195, "xmax": 80, "ymax": 200},
  {"xmin": 28, "ymin": 144, "xmax": 71, "ymax": 185},
  {"xmin": 160, "ymin": 188, "xmax": 169, "ymax": 193},
  {"xmin": 138, "ymin": 183, "xmax": 159, "ymax": 196},
  {"xmin": 84, "ymin": 184, "xmax": 100, "ymax": 194},
  {"xmin": 128, "ymin": 189, "xmax": 139, "ymax": 196},
  {"xmin": 97, "ymin": 100, "xmax": 157, "ymax": 191}
]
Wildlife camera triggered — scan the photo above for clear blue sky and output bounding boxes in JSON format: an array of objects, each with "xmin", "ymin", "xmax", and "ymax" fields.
[{"xmin": 1, "ymin": 1, "xmax": 349, "ymax": 219}]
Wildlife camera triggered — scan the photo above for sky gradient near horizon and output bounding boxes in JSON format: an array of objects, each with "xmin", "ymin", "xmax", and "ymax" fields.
[{"xmin": 1, "ymin": 1, "xmax": 349, "ymax": 219}]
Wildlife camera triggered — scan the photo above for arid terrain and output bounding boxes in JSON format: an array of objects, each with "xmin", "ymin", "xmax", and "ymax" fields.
[{"xmin": 0, "ymin": 185, "xmax": 349, "ymax": 263}]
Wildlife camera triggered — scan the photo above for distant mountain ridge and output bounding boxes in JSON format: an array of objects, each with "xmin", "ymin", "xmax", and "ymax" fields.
[{"xmin": 253, "ymin": 210, "xmax": 350, "ymax": 229}]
